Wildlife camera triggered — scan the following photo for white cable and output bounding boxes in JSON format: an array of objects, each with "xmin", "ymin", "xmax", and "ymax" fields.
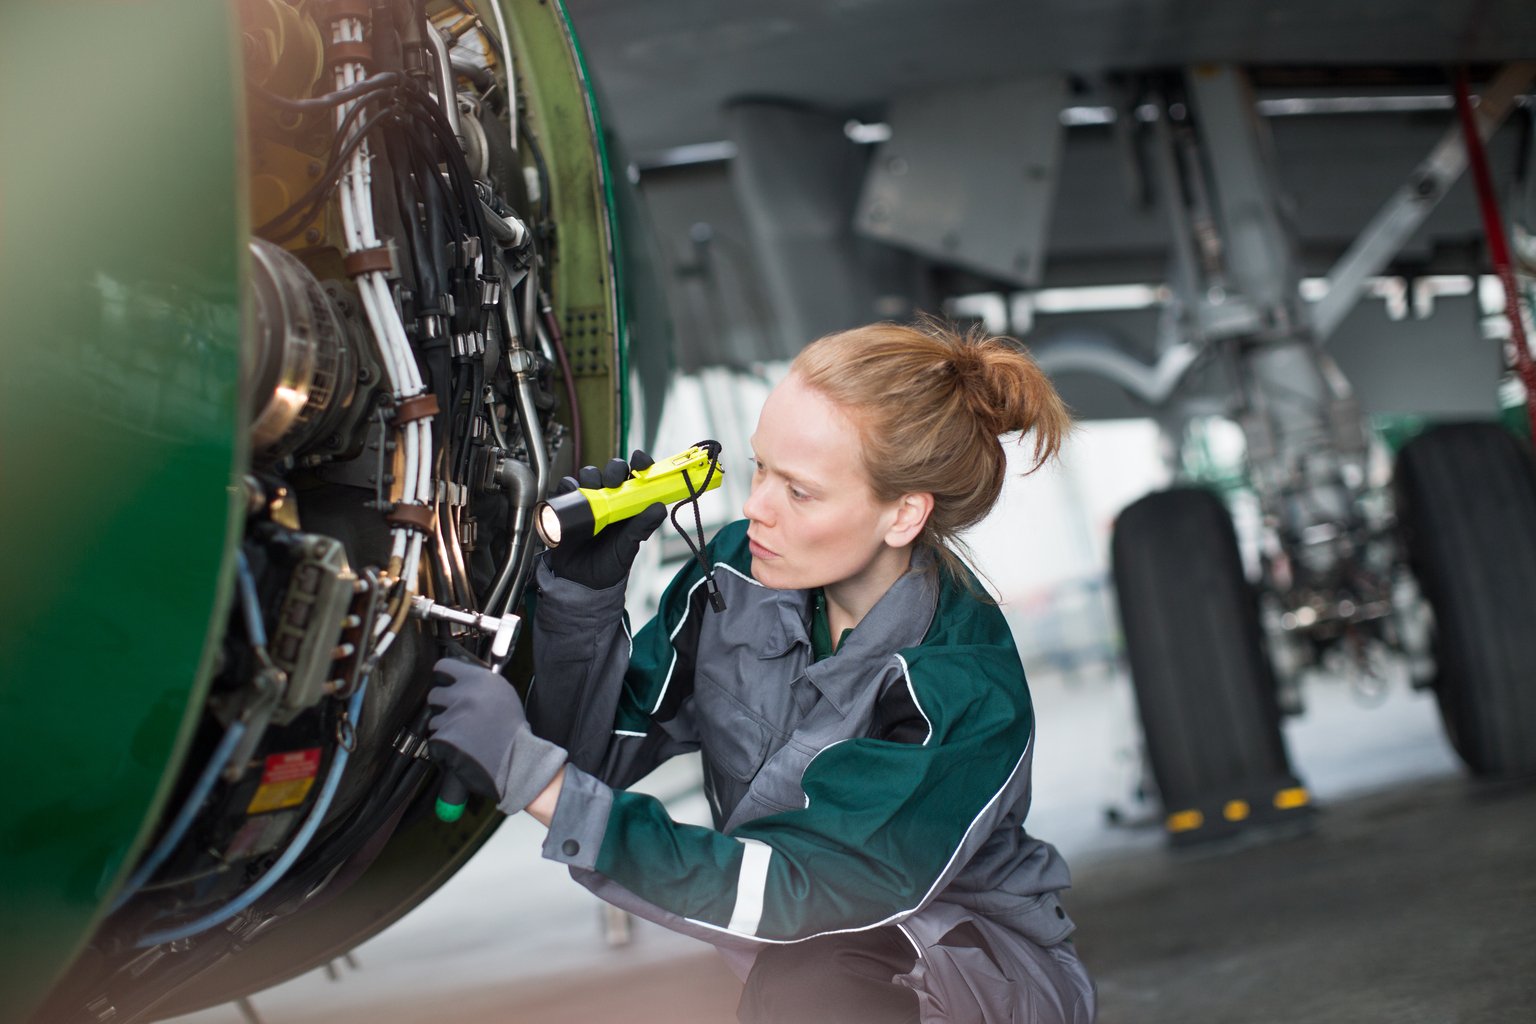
[
  {"xmin": 327, "ymin": 20, "xmax": 426, "ymax": 611},
  {"xmin": 324, "ymin": 18, "xmax": 440, "ymax": 620}
]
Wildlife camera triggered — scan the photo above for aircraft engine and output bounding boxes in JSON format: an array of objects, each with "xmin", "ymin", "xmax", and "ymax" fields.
[{"xmin": 14, "ymin": 1, "xmax": 625, "ymax": 1019}]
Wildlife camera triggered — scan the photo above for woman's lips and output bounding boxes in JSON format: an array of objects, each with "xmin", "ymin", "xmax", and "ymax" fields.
[{"xmin": 748, "ymin": 536, "xmax": 777, "ymax": 559}]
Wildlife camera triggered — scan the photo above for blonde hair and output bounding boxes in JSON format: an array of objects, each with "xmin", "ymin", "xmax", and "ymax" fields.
[{"xmin": 789, "ymin": 317, "xmax": 1071, "ymax": 582}]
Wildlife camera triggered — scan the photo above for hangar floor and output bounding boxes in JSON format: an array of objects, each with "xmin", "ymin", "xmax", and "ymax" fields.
[{"xmin": 169, "ymin": 667, "xmax": 1535, "ymax": 1024}]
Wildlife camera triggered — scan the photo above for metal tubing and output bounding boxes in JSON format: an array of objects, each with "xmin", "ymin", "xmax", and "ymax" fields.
[
  {"xmin": 1312, "ymin": 62, "xmax": 1536, "ymax": 342},
  {"xmin": 1147, "ymin": 96, "xmax": 1206, "ymax": 333},
  {"xmin": 1031, "ymin": 329, "xmax": 1201, "ymax": 405},
  {"xmin": 484, "ymin": 288, "xmax": 547, "ymax": 617},
  {"xmin": 425, "ymin": 24, "xmax": 464, "ymax": 146}
]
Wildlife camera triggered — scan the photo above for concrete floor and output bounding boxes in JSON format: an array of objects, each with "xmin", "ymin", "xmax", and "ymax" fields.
[
  {"xmin": 169, "ymin": 668, "xmax": 1536, "ymax": 1023},
  {"xmin": 1076, "ymin": 775, "xmax": 1536, "ymax": 1023}
]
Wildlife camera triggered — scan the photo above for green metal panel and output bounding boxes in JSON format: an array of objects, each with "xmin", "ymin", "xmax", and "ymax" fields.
[
  {"xmin": 510, "ymin": 0, "xmax": 626, "ymax": 459},
  {"xmin": 0, "ymin": 1, "xmax": 246, "ymax": 1018}
]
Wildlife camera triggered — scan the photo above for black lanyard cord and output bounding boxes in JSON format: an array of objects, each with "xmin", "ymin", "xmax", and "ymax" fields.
[{"xmin": 669, "ymin": 439, "xmax": 727, "ymax": 612}]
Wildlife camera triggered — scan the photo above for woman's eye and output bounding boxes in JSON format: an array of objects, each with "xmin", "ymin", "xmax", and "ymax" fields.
[{"xmin": 788, "ymin": 485, "xmax": 810, "ymax": 502}]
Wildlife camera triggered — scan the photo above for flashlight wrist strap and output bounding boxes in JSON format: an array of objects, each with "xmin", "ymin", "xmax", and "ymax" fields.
[{"xmin": 669, "ymin": 440, "xmax": 727, "ymax": 613}]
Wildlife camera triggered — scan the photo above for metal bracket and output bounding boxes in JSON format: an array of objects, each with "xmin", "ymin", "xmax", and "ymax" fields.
[{"xmin": 1311, "ymin": 62, "xmax": 1536, "ymax": 343}]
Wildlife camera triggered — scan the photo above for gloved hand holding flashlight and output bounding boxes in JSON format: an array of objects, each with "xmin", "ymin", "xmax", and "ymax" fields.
[{"xmin": 543, "ymin": 450, "xmax": 669, "ymax": 591}]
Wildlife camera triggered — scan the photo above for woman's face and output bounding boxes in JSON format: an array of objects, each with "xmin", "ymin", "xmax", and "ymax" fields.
[{"xmin": 743, "ymin": 373, "xmax": 911, "ymax": 592}]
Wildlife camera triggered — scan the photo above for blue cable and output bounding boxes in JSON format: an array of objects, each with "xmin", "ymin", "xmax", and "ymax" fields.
[
  {"xmin": 235, "ymin": 549, "xmax": 268, "ymax": 646},
  {"xmin": 109, "ymin": 720, "xmax": 247, "ymax": 914},
  {"xmin": 109, "ymin": 551, "xmax": 268, "ymax": 914},
  {"xmin": 135, "ymin": 679, "xmax": 369, "ymax": 947}
]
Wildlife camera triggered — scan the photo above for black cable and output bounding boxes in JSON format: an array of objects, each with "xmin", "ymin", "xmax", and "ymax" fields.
[
  {"xmin": 406, "ymin": 128, "xmax": 454, "ymax": 318},
  {"xmin": 519, "ymin": 117, "xmax": 554, "ymax": 226},
  {"xmin": 306, "ymin": 710, "xmax": 430, "ymax": 857},
  {"xmin": 260, "ymin": 74, "xmax": 465, "ymax": 247},
  {"xmin": 447, "ymin": 360, "xmax": 473, "ymax": 472},
  {"xmin": 669, "ymin": 440, "xmax": 726, "ymax": 612},
  {"xmin": 252, "ymin": 72, "xmax": 402, "ymax": 111},
  {"xmin": 256, "ymin": 100, "xmax": 401, "ymax": 241},
  {"xmin": 399, "ymin": 101, "xmax": 480, "ymax": 335},
  {"xmin": 391, "ymin": 84, "xmax": 499, "ymax": 333},
  {"xmin": 255, "ymin": 96, "xmax": 382, "ymax": 237},
  {"xmin": 384, "ymin": 125, "xmax": 437, "ymax": 312},
  {"xmin": 455, "ymin": 359, "xmax": 486, "ymax": 484},
  {"xmin": 411, "ymin": 93, "xmax": 494, "ymax": 333}
]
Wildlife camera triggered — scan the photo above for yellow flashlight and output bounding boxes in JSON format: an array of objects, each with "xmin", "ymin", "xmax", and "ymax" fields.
[{"xmin": 535, "ymin": 444, "xmax": 725, "ymax": 548}]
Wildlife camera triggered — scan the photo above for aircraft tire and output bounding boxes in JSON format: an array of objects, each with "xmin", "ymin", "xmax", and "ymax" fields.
[
  {"xmin": 1395, "ymin": 422, "xmax": 1536, "ymax": 778},
  {"xmin": 1112, "ymin": 487, "xmax": 1307, "ymax": 843}
]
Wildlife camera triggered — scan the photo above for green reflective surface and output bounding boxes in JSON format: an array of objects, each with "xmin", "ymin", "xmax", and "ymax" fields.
[{"xmin": 0, "ymin": 1, "xmax": 246, "ymax": 1017}]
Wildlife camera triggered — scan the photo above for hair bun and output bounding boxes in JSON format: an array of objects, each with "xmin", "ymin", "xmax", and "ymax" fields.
[{"xmin": 947, "ymin": 341, "xmax": 1011, "ymax": 437}]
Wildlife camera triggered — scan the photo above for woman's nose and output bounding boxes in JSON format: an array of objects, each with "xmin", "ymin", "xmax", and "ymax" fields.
[{"xmin": 743, "ymin": 477, "xmax": 771, "ymax": 524}]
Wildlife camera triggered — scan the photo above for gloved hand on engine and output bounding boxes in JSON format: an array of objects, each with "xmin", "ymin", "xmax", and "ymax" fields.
[
  {"xmin": 546, "ymin": 450, "xmax": 667, "ymax": 591},
  {"xmin": 426, "ymin": 657, "xmax": 567, "ymax": 816}
]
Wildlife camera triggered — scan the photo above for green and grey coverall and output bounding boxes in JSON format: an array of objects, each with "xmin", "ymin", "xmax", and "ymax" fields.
[{"xmin": 527, "ymin": 520, "xmax": 1095, "ymax": 1022}]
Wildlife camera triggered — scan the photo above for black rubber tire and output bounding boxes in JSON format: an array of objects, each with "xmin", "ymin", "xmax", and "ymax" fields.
[
  {"xmin": 1395, "ymin": 422, "xmax": 1536, "ymax": 778},
  {"xmin": 1112, "ymin": 488, "xmax": 1305, "ymax": 837}
]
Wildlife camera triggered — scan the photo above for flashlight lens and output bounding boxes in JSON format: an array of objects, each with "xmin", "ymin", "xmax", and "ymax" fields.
[{"xmin": 538, "ymin": 504, "xmax": 563, "ymax": 546}]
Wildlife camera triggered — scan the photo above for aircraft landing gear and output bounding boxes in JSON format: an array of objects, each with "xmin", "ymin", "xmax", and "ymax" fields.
[
  {"xmin": 1111, "ymin": 488, "xmax": 1313, "ymax": 844},
  {"xmin": 1395, "ymin": 423, "xmax": 1536, "ymax": 778}
]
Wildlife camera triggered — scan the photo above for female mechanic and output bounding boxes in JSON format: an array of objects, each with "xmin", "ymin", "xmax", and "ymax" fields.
[{"xmin": 426, "ymin": 319, "xmax": 1096, "ymax": 1023}]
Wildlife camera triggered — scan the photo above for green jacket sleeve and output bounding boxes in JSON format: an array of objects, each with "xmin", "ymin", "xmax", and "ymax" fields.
[{"xmin": 566, "ymin": 645, "xmax": 1036, "ymax": 941}]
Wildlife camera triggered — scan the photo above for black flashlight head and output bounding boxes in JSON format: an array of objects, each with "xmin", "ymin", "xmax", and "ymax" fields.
[{"xmin": 535, "ymin": 488, "xmax": 596, "ymax": 548}]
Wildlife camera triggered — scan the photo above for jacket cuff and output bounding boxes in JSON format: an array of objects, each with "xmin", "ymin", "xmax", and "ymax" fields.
[
  {"xmin": 540, "ymin": 764, "xmax": 613, "ymax": 872},
  {"xmin": 534, "ymin": 556, "xmax": 630, "ymax": 631}
]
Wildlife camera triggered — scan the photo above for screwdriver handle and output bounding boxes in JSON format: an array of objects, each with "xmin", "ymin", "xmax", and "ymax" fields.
[{"xmin": 435, "ymin": 772, "xmax": 469, "ymax": 822}]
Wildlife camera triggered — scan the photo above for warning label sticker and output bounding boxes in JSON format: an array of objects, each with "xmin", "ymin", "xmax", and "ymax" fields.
[{"xmin": 246, "ymin": 748, "xmax": 322, "ymax": 815}]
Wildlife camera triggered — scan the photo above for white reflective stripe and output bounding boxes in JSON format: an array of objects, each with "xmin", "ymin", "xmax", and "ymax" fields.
[
  {"xmin": 650, "ymin": 574, "xmax": 707, "ymax": 713},
  {"xmin": 726, "ymin": 839, "xmax": 774, "ymax": 935},
  {"xmin": 651, "ymin": 561, "xmax": 760, "ymax": 714},
  {"xmin": 896, "ymin": 922, "xmax": 925, "ymax": 961},
  {"xmin": 893, "ymin": 654, "xmax": 934, "ymax": 746}
]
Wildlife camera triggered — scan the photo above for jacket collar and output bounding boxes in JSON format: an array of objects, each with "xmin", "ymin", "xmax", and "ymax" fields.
[
  {"xmin": 800, "ymin": 550, "xmax": 940, "ymax": 716},
  {"xmin": 752, "ymin": 585, "xmax": 814, "ymax": 660}
]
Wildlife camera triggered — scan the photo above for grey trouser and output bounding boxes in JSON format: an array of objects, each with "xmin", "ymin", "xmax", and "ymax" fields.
[{"xmin": 736, "ymin": 921, "xmax": 1096, "ymax": 1023}]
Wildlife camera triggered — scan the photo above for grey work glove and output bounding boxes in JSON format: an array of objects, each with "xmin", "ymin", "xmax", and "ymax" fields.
[
  {"xmin": 546, "ymin": 450, "xmax": 667, "ymax": 591},
  {"xmin": 426, "ymin": 657, "xmax": 567, "ymax": 815}
]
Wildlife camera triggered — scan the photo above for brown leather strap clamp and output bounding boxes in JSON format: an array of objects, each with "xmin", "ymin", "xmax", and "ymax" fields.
[
  {"xmin": 343, "ymin": 245, "xmax": 394, "ymax": 278},
  {"xmin": 385, "ymin": 503, "xmax": 436, "ymax": 535},
  {"xmin": 393, "ymin": 393, "xmax": 441, "ymax": 425},
  {"xmin": 326, "ymin": 39, "xmax": 375, "ymax": 68}
]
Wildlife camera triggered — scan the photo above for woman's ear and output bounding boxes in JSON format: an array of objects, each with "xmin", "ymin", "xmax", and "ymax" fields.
[{"xmin": 885, "ymin": 492, "xmax": 934, "ymax": 548}]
